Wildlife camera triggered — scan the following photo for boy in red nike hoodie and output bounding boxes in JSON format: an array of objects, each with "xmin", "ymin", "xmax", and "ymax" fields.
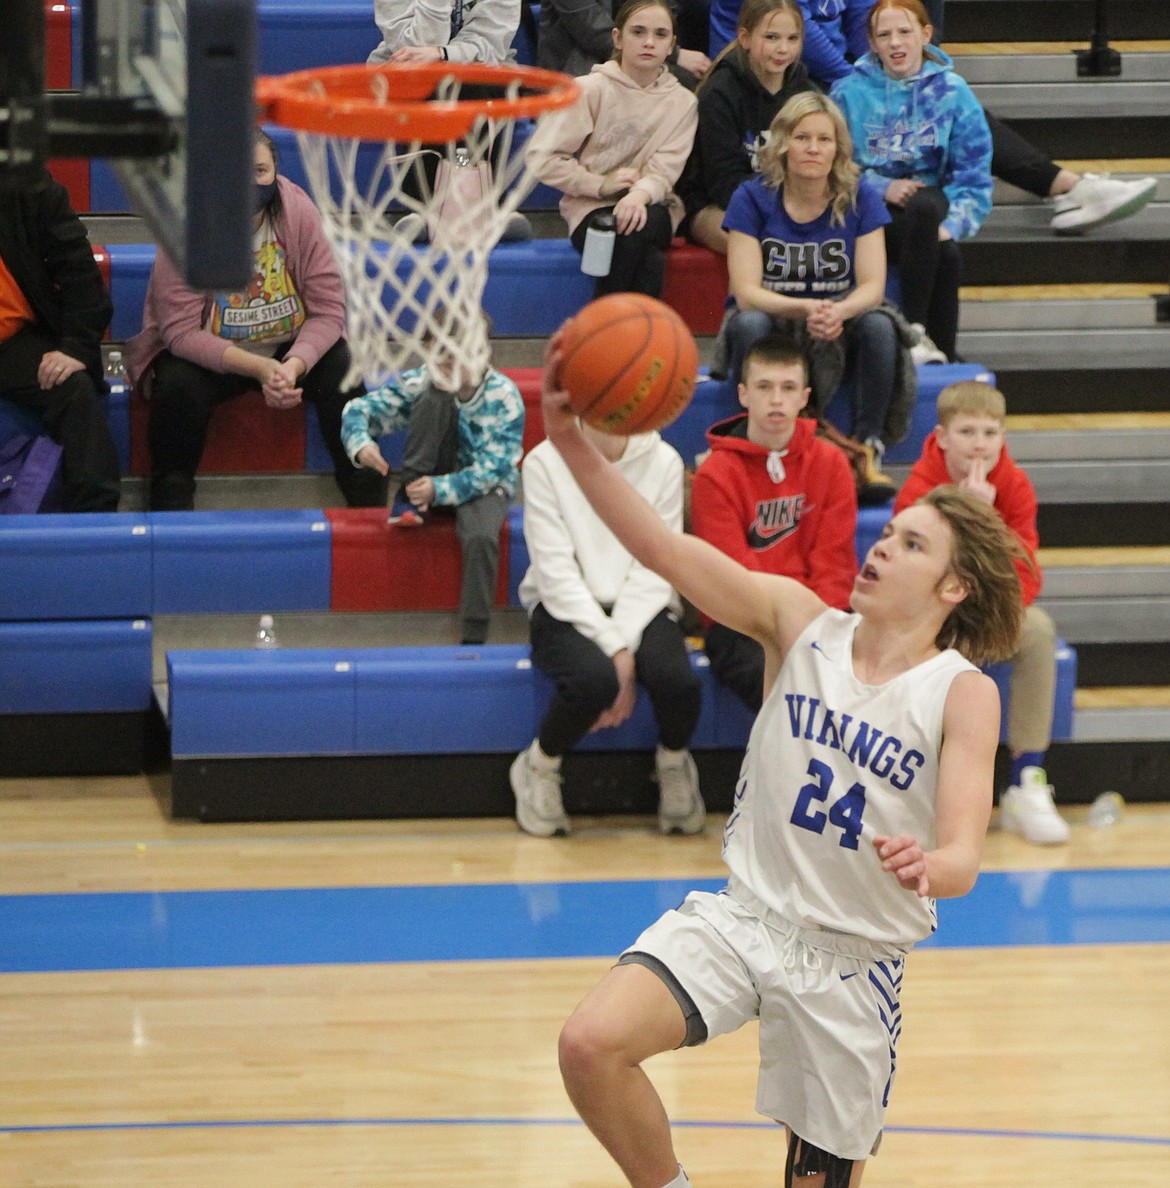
[
  {"xmin": 692, "ymin": 334, "xmax": 858, "ymax": 710},
  {"xmin": 895, "ymin": 379, "xmax": 1068, "ymax": 845}
]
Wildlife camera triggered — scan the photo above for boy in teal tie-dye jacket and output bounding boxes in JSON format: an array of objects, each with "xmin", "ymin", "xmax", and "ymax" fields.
[{"xmin": 341, "ymin": 350, "xmax": 524, "ymax": 645}]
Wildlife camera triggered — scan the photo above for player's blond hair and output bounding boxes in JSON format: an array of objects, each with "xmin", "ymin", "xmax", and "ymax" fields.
[
  {"xmin": 936, "ymin": 380, "xmax": 1007, "ymax": 427},
  {"xmin": 920, "ymin": 486, "xmax": 1025, "ymax": 665},
  {"xmin": 758, "ymin": 93, "xmax": 860, "ymax": 226}
]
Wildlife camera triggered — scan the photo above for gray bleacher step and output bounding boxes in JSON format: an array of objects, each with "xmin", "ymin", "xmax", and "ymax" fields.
[
  {"xmin": 971, "ymin": 82, "xmax": 1170, "ymax": 120},
  {"xmin": 979, "ymin": 197, "xmax": 1170, "ymax": 235},
  {"xmin": 955, "ymin": 50, "xmax": 1170, "ymax": 85},
  {"xmin": 151, "ymin": 607, "xmax": 532, "ymax": 691},
  {"xmin": 1039, "ymin": 551, "xmax": 1170, "ymax": 645},
  {"xmin": 119, "ymin": 473, "xmax": 348, "ymax": 512},
  {"xmin": 991, "ymin": 172, "xmax": 1170, "ymax": 208},
  {"xmin": 955, "ymin": 325, "xmax": 1170, "ymax": 370},
  {"xmin": 960, "ymin": 297, "xmax": 1158, "ymax": 332},
  {"xmin": 1073, "ymin": 699, "xmax": 1170, "ymax": 742}
]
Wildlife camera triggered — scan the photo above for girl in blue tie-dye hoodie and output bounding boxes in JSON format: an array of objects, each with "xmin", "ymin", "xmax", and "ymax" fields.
[{"xmin": 830, "ymin": 0, "xmax": 991, "ymax": 363}]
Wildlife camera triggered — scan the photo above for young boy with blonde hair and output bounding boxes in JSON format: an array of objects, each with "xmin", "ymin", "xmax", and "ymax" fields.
[{"xmin": 894, "ymin": 379, "xmax": 1068, "ymax": 844}]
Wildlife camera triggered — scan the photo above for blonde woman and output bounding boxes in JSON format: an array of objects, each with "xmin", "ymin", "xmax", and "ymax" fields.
[{"xmin": 723, "ymin": 91, "xmax": 902, "ymax": 498}]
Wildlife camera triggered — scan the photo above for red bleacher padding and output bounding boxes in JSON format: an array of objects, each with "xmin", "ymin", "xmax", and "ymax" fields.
[
  {"xmin": 326, "ymin": 508, "xmax": 511, "ymax": 613},
  {"xmin": 661, "ymin": 241, "xmax": 729, "ymax": 337},
  {"xmin": 44, "ymin": 2, "xmax": 71, "ymax": 87},
  {"xmin": 44, "ymin": 4, "xmax": 89, "ymax": 210},
  {"xmin": 128, "ymin": 385, "xmax": 307, "ymax": 476},
  {"xmin": 503, "ymin": 368, "xmax": 545, "ymax": 455}
]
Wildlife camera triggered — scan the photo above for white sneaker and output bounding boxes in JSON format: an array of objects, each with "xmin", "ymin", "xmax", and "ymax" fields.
[
  {"xmin": 1050, "ymin": 173, "xmax": 1157, "ymax": 235},
  {"xmin": 510, "ymin": 746, "xmax": 570, "ymax": 837},
  {"xmin": 655, "ymin": 749, "xmax": 705, "ymax": 835},
  {"xmin": 1000, "ymin": 767, "xmax": 1070, "ymax": 845},
  {"xmin": 909, "ymin": 323, "xmax": 947, "ymax": 366}
]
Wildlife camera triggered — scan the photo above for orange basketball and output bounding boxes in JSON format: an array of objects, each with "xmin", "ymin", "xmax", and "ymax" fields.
[{"xmin": 559, "ymin": 294, "xmax": 699, "ymax": 435}]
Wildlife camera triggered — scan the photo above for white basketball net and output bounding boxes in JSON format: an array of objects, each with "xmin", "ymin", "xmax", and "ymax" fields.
[{"xmin": 293, "ymin": 73, "xmax": 554, "ymax": 391}]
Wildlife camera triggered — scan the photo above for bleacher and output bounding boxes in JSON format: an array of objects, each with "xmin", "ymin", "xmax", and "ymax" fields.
[{"xmin": 14, "ymin": 0, "xmax": 1167, "ymax": 811}]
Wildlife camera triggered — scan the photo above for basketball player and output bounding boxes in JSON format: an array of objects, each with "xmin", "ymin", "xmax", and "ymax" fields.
[{"xmin": 540, "ymin": 332, "xmax": 1025, "ymax": 1187}]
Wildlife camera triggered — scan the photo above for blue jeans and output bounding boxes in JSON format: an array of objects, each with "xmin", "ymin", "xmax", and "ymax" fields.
[{"xmin": 725, "ymin": 307, "xmax": 897, "ymax": 445}]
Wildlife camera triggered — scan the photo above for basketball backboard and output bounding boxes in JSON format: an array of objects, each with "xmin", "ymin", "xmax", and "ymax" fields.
[{"xmin": 1, "ymin": 0, "xmax": 256, "ymax": 290}]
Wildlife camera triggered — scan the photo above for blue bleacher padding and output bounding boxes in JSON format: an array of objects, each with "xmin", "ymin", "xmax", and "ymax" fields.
[
  {"xmin": 0, "ymin": 618, "xmax": 152, "ymax": 714},
  {"xmin": 823, "ymin": 363, "xmax": 995, "ymax": 465},
  {"xmin": 0, "ymin": 513, "xmax": 152, "ymax": 620},
  {"xmin": 484, "ymin": 240, "xmax": 595, "ymax": 335},
  {"xmin": 167, "ymin": 648, "xmax": 358, "ymax": 757},
  {"xmin": 0, "ymin": 398, "xmax": 45, "ymax": 444},
  {"xmin": 105, "ymin": 244, "xmax": 156, "ymax": 341},
  {"xmin": 165, "ymin": 623, "xmax": 1075, "ymax": 762},
  {"xmin": 258, "ymin": 0, "xmax": 375, "ymax": 74},
  {"xmin": 986, "ymin": 639, "xmax": 1077, "ymax": 745},
  {"xmin": 855, "ymin": 505, "xmax": 890, "ymax": 564},
  {"xmin": 149, "ymin": 510, "xmax": 332, "ymax": 614},
  {"xmin": 88, "ymin": 160, "xmax": 127, "ymax": 214},
  {"xmin": 661, "ymin": 376, "xmax": 737, "ymax": 466},
  {"xmin": 354, "ymin": 644, "xmax": 539, "ymax": 753},
  {"xmin": 106, "ymin": 380, "xmax": 131, "ymax": 472}
]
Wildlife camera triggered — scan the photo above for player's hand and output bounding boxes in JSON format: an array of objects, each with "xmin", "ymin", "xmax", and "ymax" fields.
[
  {"xmin": 938, "ymin": 226, "xmax": 953, "ymax": 241},
  {"xmin": 959, "ymin": 457, "xmax": 996, "ymax": 505},
  {"xmin": 355, "ymin": 444, "xmax": 389, "ymax": 475},
  {"xmin": 613, "ymin": 192, "xmax": 649, "ymax": 235},
  {"xmin": 873, "ymin": 834, "xmax": 930, "ymax": 897},
  {"xmin": 389, "ymin": 46, "xmax": 444, "ymax": 64},
  {"xmin": 37, "ymin": 350, "xmax": 85, "ymax": 390},
  {"xmin": 540, "ymin": 332, "xmax": 578, "ymax": 439},
  {"xmin": 405, "ymin": 475, "xmax": 434, "ymax": 510},
  {"xmin": 885, "ymin": 179, "xmax": 924, "ymax": 207}
]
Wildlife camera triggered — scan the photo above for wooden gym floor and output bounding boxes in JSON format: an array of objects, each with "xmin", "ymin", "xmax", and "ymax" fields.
[{"xmin": 2, "ymin": 774, "xmax": 1169, "ymax": 1187}]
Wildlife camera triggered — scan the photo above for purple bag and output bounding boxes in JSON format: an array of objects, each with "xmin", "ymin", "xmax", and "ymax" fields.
[{"xmin": 0, "ymin": 433, "xmax": 65, "ymax": 514}]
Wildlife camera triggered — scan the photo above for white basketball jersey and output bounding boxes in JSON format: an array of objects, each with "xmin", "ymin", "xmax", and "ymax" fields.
[{"xmin": 722, "ymin": 609, "xmax": 978, "ymax": 950}]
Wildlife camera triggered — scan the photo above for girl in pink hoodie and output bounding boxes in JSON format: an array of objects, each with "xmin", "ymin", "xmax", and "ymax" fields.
[{"xmin": 527, "ymin": 0, "xmax": 697, "ymax": 299}]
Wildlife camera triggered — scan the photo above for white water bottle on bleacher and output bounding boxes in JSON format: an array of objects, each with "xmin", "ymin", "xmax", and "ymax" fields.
[
  {"xmin": 581, "ymin": 213, "xmax": 616, "ymax": 277},
  {"xmin": 254, "ymin": 614, "xmax": 279, "ymax": 649},
  {"xmin": 105, "ymin": 349, "xmax": 126, "ymax": 382}
]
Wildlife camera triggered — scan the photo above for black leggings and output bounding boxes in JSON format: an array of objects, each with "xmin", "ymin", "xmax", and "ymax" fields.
[
  {"xmin": 529, "ymin": 604, "xmax": 701, "ymax": 757},
  {"xmin": 571, "ymin": 204, "xmax": 675, "ymax": 300},
  {"xmin": 884, "ymin": 187, "xmax": 962, "ymax": 360},
  {"xmin": 147, "ymin": 338, "xmax": 387, "ymax": 511}
]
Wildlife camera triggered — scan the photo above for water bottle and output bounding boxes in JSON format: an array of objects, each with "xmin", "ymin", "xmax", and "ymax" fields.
[
  {"xmin": 1087, "ymin": 790, "xmax": 1124, "ymax": 828},
  {"xmin": 580, "ymin": 213, "xmax": 616, "ymax": 277},
  {"xmin": 254, "ymin": 614, "xmax": 278, "ymax": 649},
  {"xmin": 105, "ymin": 349, "xmax": 126, "ymax": 382}
]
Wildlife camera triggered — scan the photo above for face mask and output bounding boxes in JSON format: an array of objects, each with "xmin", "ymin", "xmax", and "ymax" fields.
[{"xmin": 254, "ymin": 179, "xmax": 278, "ymax": 213}]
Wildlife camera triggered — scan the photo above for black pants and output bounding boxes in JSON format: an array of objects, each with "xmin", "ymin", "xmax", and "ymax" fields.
[
  {"xmin": 705, "ymin": 621, "xmax": 764, "ymax": 713},
  {"xmin": 401, "ymin": 382, "xmax": 508, "ymax": 645},
  {"xmin": 987, "ymin": 108, "xmax": 1060, "ymax": 198},
  {"xmin": 0, "ymin": 325, "xmax": 121, "ymax": 511},
  {"xmin": 530, "ymin": 604, "xmax": 701, "ymax": 758},
  {"xmin": 147, "ymin": 338, "xmax": 387, "ymax": 511},
  {"xmin": 571, "ymin": 205, "xmax": 675, "ymax": 301},
  {"xmin": 885, "ymin": 187, "xmax": 962, "ymax": 360}
]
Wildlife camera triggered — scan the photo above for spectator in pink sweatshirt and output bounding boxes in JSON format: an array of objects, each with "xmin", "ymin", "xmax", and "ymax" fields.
[
  {"xmin": 526, "ymin": 0, "xmax": 698, "ymax": 300},
  {"xmin": 126, "ymin": 131, "xmax": 387, "ymax": 511}
]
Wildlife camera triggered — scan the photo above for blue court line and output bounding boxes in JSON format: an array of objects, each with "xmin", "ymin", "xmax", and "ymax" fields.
[
  {"xmin": 2, "ymin": 867, "xmax": 1169, "ymax": 974},
  {"xmin": 1, "ymin": 1116, "xmax": 1166, "ymax": 1148}
]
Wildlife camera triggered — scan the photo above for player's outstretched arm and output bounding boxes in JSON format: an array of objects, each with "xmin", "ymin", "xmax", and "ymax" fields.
[
  {"xmin": 541, "ymin": 336, "xmax": 824, "ymax": 651},
  {"xmin": 876, "ymin": 669, "xmax": 999, "ymax": 899}
]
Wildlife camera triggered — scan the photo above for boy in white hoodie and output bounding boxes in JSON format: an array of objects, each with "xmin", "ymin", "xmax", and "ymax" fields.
[
  {"xmin": 511, "ymin": 424, "xmax": 704, "ymax": 838},
  {"xmin": 526, "ymin": 0, "xmax": 698, "ymax": 299}
]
